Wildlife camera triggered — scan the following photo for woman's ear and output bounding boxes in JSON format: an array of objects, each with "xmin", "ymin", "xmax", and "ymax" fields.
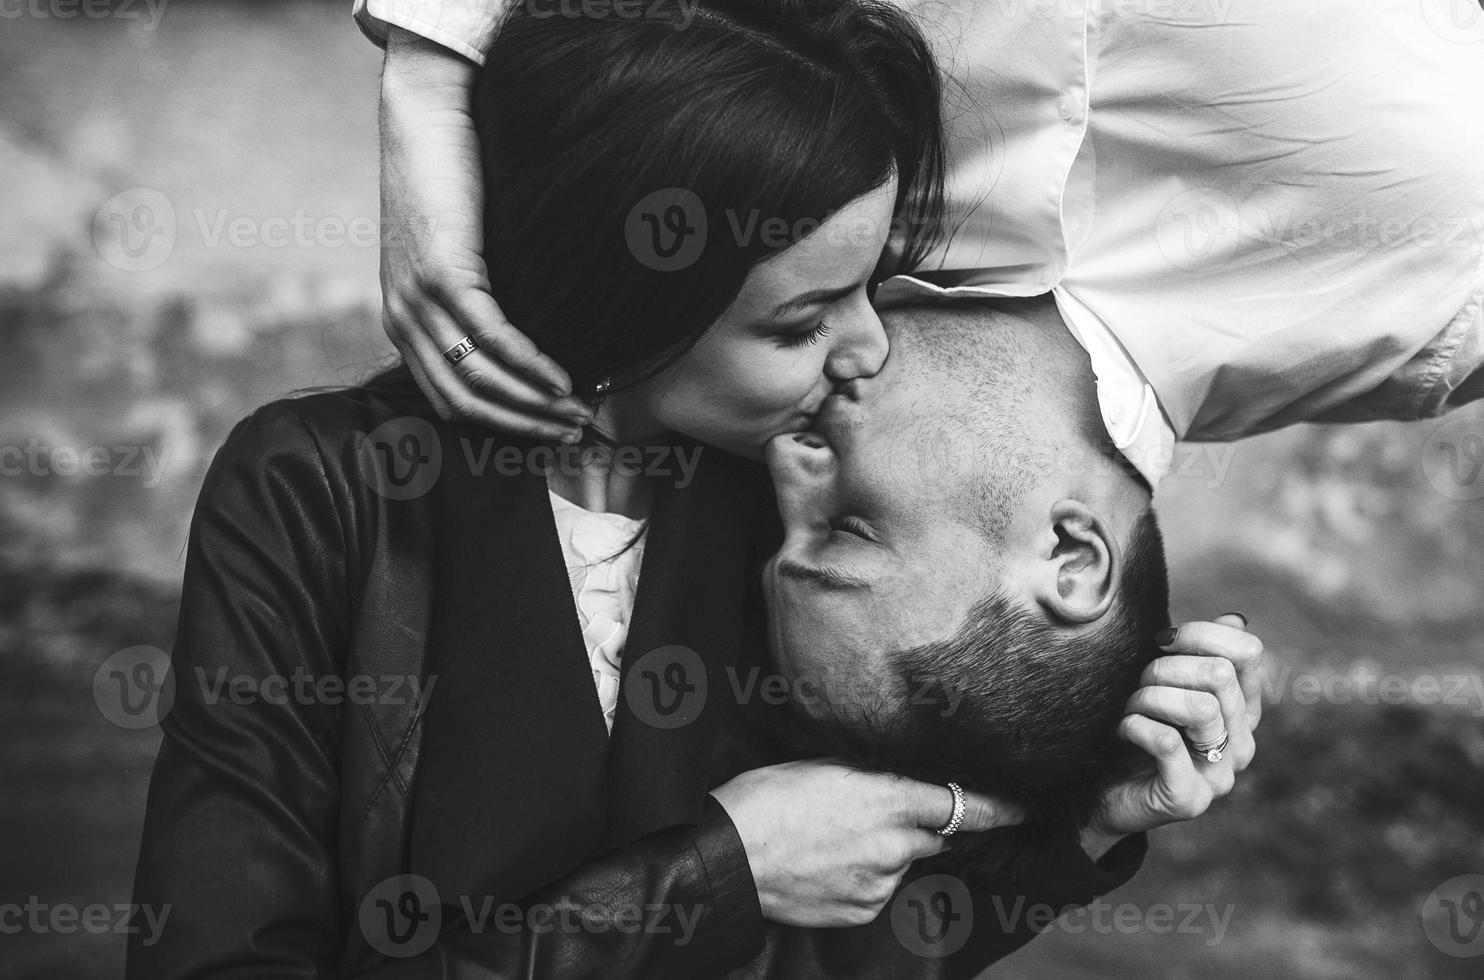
[{"xmin": 1034, "ymin": 499, "xmax": 1118, "ymax": 625}]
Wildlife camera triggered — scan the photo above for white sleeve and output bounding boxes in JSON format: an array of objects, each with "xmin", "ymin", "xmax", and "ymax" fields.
[{"xmin": 351, "ymin": 0, "xmax": 512, "ymax": 65}]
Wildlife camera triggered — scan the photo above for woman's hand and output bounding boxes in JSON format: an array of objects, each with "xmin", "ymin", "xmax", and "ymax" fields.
[
  {"xmin": 380, "ymin": 28, "xmax": 590, "ymax": 438},
  {"xmin": 710, "ymin": 759, "xmax": 1023, "ymax": 927},
  {"xmin": 1082, "ymin": 613, "xmax": 1263, "ymax": 855}
]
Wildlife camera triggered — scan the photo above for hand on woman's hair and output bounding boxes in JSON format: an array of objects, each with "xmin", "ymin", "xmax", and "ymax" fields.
[{"xmin": 379, "ymin": 27, "xmax": 592, "ymax": 439}]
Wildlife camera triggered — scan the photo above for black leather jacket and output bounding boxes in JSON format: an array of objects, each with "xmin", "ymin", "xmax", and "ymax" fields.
[{"xmin": 127, "ymin": 376, "xmax": 1144, "ymax": 979}]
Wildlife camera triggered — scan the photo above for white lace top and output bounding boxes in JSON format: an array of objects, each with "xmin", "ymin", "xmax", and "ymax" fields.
[{"xmin": 547, "ymin": 490, "xmax": 647, "ymax": 735}]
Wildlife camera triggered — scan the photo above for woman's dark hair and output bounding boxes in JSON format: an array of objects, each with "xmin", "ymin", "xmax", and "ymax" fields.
[{"xmin": 472, "ymin": 0, "xmax": 946, "ymax": 396}]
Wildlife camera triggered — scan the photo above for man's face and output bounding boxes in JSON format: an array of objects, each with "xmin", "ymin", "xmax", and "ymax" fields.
[{"xmin": 760, "ymin": 323, "xmax": 1008, "ymax": 714}]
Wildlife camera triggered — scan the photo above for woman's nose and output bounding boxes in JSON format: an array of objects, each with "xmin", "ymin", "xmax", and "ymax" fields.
[{"xmin": 824, "ymin": 308, "xmax": 889, "ymax": 383}]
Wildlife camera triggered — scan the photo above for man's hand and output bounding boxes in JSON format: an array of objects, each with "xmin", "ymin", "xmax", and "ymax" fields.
[
  {"xmin": 380, "ymin": 27, "xmax": 590, "ymax": 438},
  {"xmin": 1082, "ymin": 613, "xmax": 1262, "ymax": 857},
  {"xmin": 711, "ymin": 759, "xmax": 1023, "ymax": 927}
]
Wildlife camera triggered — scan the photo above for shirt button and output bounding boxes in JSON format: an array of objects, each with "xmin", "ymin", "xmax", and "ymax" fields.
[{"xmin": 1058, "ymin": 98, "xmax": 1075, "ymax": 122}]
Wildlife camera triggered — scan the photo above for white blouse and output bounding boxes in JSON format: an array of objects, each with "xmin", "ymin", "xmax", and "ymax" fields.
[{"xmin": 547, "ymin": 490, "xmax": 647, "ymax": 735}]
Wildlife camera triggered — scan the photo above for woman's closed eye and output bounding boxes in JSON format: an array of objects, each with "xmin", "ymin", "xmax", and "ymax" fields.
[{"xmin": 779, "ymin": 319, "xmax": 832, "ymax": 348}]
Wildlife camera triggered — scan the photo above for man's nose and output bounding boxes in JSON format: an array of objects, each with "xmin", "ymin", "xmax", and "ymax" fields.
[{"xmin": 824, "ymin": 309, "xmax": 889, "ymax": 384}]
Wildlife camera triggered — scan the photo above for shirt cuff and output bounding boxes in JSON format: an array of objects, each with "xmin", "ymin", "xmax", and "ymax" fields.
[{"xmin": 352, "ymin": 0, "xmax": 504, "ymax": 65}]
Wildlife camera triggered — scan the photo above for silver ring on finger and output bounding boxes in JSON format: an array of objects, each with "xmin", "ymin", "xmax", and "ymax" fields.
[
  {"xmin": 443, "ymin": 336, "xmax": 478, "ymax": 365},
  {"xmin": 936, "ymin": 782, "xmax": 966, "ymax": 837},
  {"xmin": 1187, "ymin": 730, "xmax": 1230, "ymax": 764}
]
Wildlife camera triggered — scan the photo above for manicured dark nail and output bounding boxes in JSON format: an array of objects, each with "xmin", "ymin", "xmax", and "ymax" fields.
[
  {"xmin": 1220, "ymin": 611, "xmax": 1249, "ymax": 628},
  {"xmin": 1154, "ymin": 627, "xmax": 1179, "ymax": 647}
]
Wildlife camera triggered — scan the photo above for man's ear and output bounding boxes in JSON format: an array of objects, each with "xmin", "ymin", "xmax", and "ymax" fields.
[{"xmin": 1033, "ymin": 499, "xmax": 1118, "ymax": 625}]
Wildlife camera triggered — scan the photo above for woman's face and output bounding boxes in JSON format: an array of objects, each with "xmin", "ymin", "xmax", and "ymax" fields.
[{"xmin": 635, "ymin": 178, "xmax": 899, "ymax": 459}]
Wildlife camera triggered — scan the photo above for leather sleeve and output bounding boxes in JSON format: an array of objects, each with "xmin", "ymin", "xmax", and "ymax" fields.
[
  {"xmin": 126, "ymin": 404, "xmax": 765, "ymax": 979},
  {"xmin": 713, "ymin": 831, "xmax": 1147, "ymax": 980},
  {"xmin": 946, "ymin": 831, "xmax": 1148, "ymax": 976},
  {"xmin": 363, "ymin": 796, "xmax": 765, "ymax": 979}
]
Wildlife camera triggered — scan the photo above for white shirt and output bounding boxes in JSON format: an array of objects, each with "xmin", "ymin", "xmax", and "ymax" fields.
[
  {"xmin": 356, "ymin": 0, "xmax": 1484, "ymax": 487},
  {"xmin": 548, "ymin": 490, "xmax": 647, "ymax": 734}
]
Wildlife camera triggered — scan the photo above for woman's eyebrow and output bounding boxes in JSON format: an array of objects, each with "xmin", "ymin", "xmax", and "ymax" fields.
[{"xmin": 767, "ymin": 282, "xmax": 858, "ymax": 320}]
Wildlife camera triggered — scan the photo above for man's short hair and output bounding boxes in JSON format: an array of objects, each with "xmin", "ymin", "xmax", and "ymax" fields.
[{"xmin": 792, "ymin": 507, "xmax": 1170, "ymax": 867}]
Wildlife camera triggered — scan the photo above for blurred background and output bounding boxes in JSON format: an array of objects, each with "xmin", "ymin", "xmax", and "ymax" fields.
[{"xmin": 2, "ymin": 1, "xmax": 1483, "ymax": 977}]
